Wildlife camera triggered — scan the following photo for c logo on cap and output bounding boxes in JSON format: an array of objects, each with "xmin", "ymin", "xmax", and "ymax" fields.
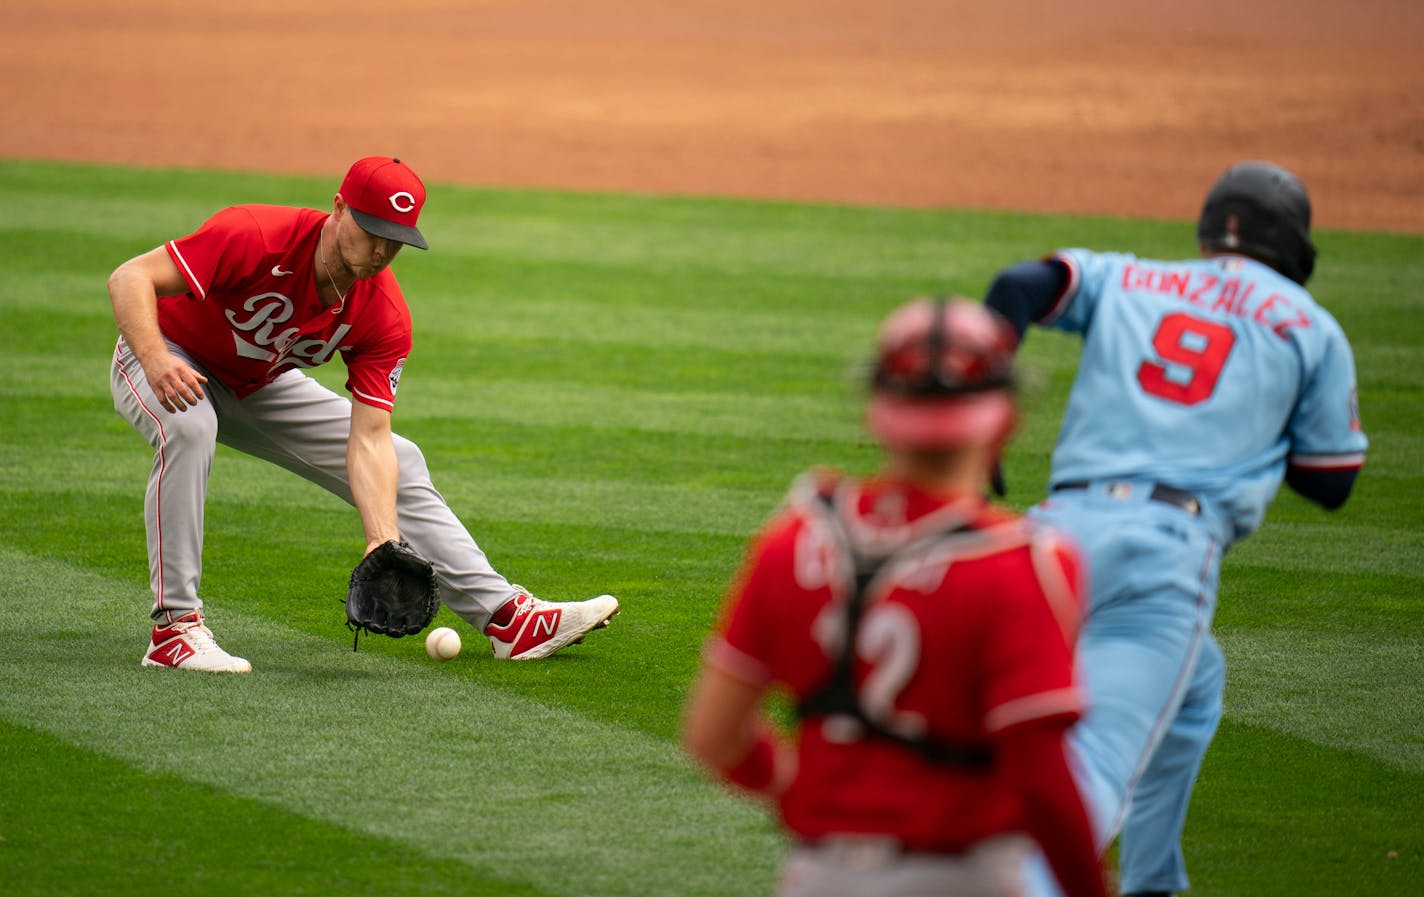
[{"xmin": 389, "ymin": 191, "xmax": 417, "ymax": 213}]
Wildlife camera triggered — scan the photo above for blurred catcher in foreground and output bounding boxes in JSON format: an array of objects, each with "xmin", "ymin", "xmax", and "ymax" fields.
[{"xmin": 683, "ymin": 297, "xmax": 1108, "ymax": 897}]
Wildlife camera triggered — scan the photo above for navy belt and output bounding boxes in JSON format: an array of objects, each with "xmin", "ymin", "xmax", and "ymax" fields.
[{"xmin": 1053, "ymin": 480, "xmax": 1201, "ymax": 516}]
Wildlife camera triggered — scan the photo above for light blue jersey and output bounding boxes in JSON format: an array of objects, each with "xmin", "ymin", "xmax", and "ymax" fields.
[
  {"xmin": 1043, "ymin": 250, "xmax": 1367, "ymax": 543},
  {"xmin": 1016, "ymin": 248, "xmax": 1368, "ymax": 897}
]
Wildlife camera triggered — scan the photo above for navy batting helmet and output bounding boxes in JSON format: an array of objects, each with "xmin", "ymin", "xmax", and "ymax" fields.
[
  {"xmin": 867, "ymin": 297, "xmax": 1017, "ymax": 450},
  {"xmin": 1196, "ymin": 160, "xmax": 1316, "ymax": 285}
]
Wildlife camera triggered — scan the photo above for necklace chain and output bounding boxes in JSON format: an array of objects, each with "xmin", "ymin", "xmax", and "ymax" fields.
[{"xmin": 319, "ymin": 230, "xmax": 347, "ymax": 306}]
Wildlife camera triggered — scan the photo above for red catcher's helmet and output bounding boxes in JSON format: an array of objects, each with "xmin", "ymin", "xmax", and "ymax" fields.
[{"xmin": 866, "ymin": 297, "xmax": 1018, "ymax": 450}]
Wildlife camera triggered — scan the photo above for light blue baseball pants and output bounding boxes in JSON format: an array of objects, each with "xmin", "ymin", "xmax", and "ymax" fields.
[{"xmin": 1021, "ymin": 480, "xmax": 1226, "ymax": 897}]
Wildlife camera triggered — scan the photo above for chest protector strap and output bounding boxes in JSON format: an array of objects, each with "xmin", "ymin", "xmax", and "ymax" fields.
[{"xmin": 793, "ymin": 488, "xmax": 994, "ymax": 770}]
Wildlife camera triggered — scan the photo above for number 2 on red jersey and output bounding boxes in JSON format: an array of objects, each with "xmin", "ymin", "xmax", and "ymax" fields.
[
  {"xmin": 1137, "ymin": 311, "xmax": 1237, "ymax": 405},
  {"xmin": 812, "ymin": 601, "xmax": 928, "ymax": 742}
]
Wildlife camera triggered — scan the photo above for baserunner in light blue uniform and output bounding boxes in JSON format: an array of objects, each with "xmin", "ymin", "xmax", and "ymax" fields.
[{"xmin": 984, "ymin": 161, "xmax": 1368, "ymax": 897}]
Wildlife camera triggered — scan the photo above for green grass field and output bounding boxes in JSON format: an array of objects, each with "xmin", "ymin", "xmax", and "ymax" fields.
[{"xmin": 0, "ymin": 159, "xmax": 1419, "ymax": 896}]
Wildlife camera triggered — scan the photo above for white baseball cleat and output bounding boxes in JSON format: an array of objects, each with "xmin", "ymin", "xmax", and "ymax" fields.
[
  {"xmin": 484, "ymin": 588, "xmax": 620, "ymax": 661},
  {"xmin": 141, "ymin": 611, "xmax": 253, "ymax": 673}
]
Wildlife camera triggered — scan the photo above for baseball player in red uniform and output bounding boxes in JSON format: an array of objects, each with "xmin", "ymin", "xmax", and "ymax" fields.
[
  {"xmin": 682, "ymin": 298, "xmax": 1107, "ymax": 897},
  {"xmin": 107, "ymin": 156, "xmax": 619, "ymax": 672}
]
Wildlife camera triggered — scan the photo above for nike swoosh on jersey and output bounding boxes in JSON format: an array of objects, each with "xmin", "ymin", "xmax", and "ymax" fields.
[{"xmin": 271, "ymin": 265, "xmax": 294, "ymax": 277}]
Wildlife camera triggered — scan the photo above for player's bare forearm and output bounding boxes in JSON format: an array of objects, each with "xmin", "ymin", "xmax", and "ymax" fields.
[
  {"xmin": 347, "ymin": 403, "xmax": 402, "ymax": 554},
  {"xmin": 110, "ymin": 248, "xmax": 181, "ymax": 359},
  {"xmin": 682, "ymin": 662, "xmax": 794, "ymax": 799},
  {"xmin": 108, "ymin": 247, "xmax": 208, "ymax": 411}
]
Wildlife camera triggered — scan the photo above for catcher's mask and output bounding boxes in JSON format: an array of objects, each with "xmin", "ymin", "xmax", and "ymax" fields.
[
  {"xmin": 1196, "ymin": 160, "xmax": 1316, "ymax": 285},
  {"xmin": 866, "ymin": 296, "xmax": 1017, "ymax": 450}
]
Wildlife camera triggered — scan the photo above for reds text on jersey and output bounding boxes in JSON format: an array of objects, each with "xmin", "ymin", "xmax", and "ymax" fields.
[
  {"xmin": 706, "ymin": 472, "xmax": 1087, "ymax": 852},
  {"xmin": 161, "ymin": 205, "xmax": 412, "ymax": 410}
]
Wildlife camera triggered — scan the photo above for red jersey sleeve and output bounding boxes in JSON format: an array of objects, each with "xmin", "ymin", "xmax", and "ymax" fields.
[
  {"xmin": 704, "ymin": 512, "xmax": 808, "ymax": 688},
  {"xmin": 341, "ymin": 277, "xmax": 413, "ymax": 412},
  {"xmin": 979, "ymin": 528, "xmax": 1087, "ymax": 734},
  {"xmin": 165, "ymin": 206, "xmax": 265, "ymax": 300}
]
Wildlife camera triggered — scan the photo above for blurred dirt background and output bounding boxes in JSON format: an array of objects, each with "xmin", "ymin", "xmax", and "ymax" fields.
[{"xmin": 2, "ymin": 0, "xmax": 1421, "ymax": 231}]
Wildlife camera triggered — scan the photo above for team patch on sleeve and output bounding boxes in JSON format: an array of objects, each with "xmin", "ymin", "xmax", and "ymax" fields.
[{"xmin": 388, "ymin": 357, "xmax": 406, "ymax": 395}]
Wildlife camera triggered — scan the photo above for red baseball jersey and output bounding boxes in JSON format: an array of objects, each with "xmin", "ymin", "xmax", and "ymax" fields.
[
  {"xmin": 706, "ymin": 470, "xmax": 1087, "ymax": 852},
  {"xmin": 160, "ymin": 204, "xmax": 412, "ymax": 410}
]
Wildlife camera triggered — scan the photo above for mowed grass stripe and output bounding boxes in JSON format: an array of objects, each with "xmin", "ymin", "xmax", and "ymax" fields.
[
  {"xmin": 0, "ymin": 348, "xmax": 875, "ymax": 445},
  {"xmin": 0, "ymin": 548, "xmax": 782, "ymax": 897},
  {"xmin": 0, "ymin": 441, "xmax": 813, "ymax": 544},
  {"xmin": 0, "ymin": 722, "xmax": 553, "ymax": 897},
  {"xmin": 397, "ymin": 378, "xmax": 864, "ymax": 442},
  {"xmin": 1218, "ymin": 628, "xmax": 1424, "ymax": 772},
  {"xmin": 0, "ymin": 474, "xmax": 780, "ymax": 540},
  {"xmin": 1188, "ymin": 720, "xmax": 1421, "ymax": 895}
]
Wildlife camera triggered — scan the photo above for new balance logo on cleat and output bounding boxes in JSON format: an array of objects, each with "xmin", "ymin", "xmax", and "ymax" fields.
[
  {"xmin": 531, "ymin": 610, "xmax": 561, "ymax": 640},
  {"xmin": 141, "ymin": 611, "xmax": 253, "ymax": 673},
  {"xmin": 485, "ymin": 589, "xmax": 619, "ymax": 661},
  {"xmin": 148, "ymin": 638, "xmax": 197, "ymax": 667}
]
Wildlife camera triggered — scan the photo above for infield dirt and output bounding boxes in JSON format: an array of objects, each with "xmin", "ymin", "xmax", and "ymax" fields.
[{"xmin": 1, "ymin": 0, "xmax": 1420, "ymax": 232}]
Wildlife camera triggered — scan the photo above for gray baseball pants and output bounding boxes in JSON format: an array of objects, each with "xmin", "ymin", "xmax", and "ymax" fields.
[
  {"xmin": 778, "ymin": 836, "xmax": 1031, "ymax": 897},
  {"xmin": 110, "ymin": 338, "xmax": 516, "ymax": 626}
]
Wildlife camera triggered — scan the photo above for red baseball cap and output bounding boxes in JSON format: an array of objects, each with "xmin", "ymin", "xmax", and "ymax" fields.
[{"xmin": 338, "ymin": 156, "xmax": 429, "ymax": 250}]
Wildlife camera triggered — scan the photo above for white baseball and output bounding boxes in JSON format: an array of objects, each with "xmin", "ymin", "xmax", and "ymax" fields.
[{"xmin": 425, "ymin": 626, "xmax": 461, "ymax": 661}]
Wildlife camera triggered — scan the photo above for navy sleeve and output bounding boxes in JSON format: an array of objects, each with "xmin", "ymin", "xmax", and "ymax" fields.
[
  {"xmin": 984, "ymin": 259, "xmax": 1072, "ymax": 342},
  {"xmin": 1284, "ymin": 465, "xmax": 1358, "ymax": 510}
]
